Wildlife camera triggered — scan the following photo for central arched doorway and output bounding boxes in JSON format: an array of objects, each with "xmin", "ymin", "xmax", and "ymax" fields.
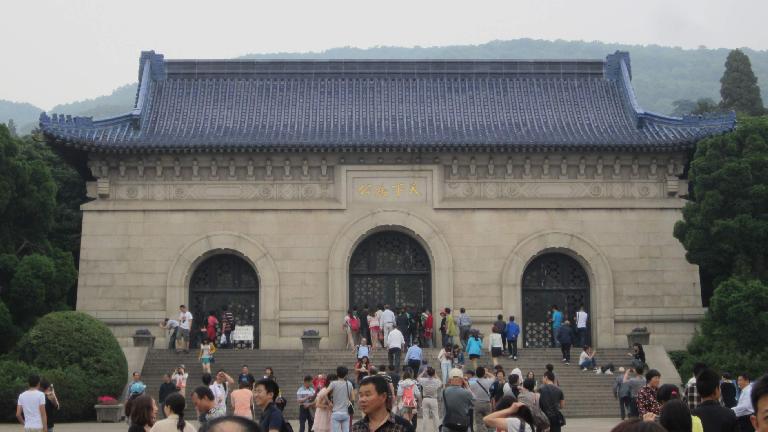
[
  {"xmin": 349, "ymin": 231, "xmax": 432, "ymax": 311},
  {"xmin": 189, "ymin": 253, "xmax": 260, "ymax": 348},
  {"xmin": 522, "ymin": 253, "xmax": 590, "ymax": 348}
]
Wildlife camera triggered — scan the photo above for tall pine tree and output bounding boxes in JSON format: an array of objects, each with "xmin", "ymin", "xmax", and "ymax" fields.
[{"xmin": 720, "ymin": 49, "xmax": 765, "ymax": 116}]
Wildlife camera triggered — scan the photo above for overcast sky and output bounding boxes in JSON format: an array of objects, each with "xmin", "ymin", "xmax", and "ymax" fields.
[{"xmin": 3, "ymin": 0, "xmax": 767, "ymax": 110}]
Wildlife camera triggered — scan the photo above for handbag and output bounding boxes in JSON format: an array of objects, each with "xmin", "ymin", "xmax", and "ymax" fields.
[
  {"xmin": 345, "ymin": 381, "xmax": 354, "ymax": 416},
  {"xmin": 441, "ymin": 390, "xmax": 469, "ymax": 432},
  {"xmin": 556, "ymin": 411, "xmax": 566, "ymax": 426}
]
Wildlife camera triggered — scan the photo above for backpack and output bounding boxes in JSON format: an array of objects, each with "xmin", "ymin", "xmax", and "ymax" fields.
[
  {"xmin": 280, "ymin": 417, "xmax": 295, "ymax": 432},
  {"xmin": 402, "ymin": 384, "xmax": 417, "ymax": 408},
  {"xmin": 349, "ymin": 317, "xmax": 360, "ymax": 332}
]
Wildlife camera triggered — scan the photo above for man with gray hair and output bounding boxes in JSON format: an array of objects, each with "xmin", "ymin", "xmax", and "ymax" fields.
[{"xmin": 442, "ymin": 368, "xmax": 474, "ymax": 432}]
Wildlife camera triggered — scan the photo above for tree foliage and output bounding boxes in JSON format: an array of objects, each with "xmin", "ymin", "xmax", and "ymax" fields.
[
  {"xmin": 674, "ymin": 116, "xmax": 768, "ymax": 283},
  {"xmin": 674, "ymin": 116, "xmax": 768, "ymax": 378},
  {"xmin": 720, "ymin": 49, "xmax": 765, "ymax": 116},
  {"xmin": 0, "ymin": 124, "xmax": 83, "ymax": 353}
]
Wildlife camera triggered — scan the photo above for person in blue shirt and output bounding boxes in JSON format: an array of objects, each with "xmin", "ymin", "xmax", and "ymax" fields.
[
  {"xmin": 505, "ymin": 316, "xmax": 521, "ymax": 360},
  {"xmin": 405, "ymin": 341, "xmax": 423, "ymax": 374},
  {"xmin": 465, "ymin": 329, "xmax": 483, "ymax": 370},
  {"xmin": 550, "ymin": 305, "xmax": 563, "ymax": 348}
]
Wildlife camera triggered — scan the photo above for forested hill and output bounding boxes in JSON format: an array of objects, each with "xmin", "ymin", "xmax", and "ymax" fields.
[
  {"xmin": 2, "ymin": 39, "xmax": 766, "ymax": 134},
  {"xmin": 239, "ymin": 39, "xmax": 768, "ymax": 115}
]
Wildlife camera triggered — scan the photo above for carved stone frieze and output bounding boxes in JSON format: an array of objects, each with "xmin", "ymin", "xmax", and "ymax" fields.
[
  {"xmin": 443, "ymin": 180, "xmax": 666, "ymax": 200},
  {"xmin": 114, "ymin": 182, "xmax": 335, "ymax": 202}
]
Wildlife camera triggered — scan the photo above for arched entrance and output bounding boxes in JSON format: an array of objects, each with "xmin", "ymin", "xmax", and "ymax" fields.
[
  {"xmin": 522, "ymin": 253, "xmax": 589, "ymax": 348},
  {"xmin": 189, "ymin": 253, "xmax": 260, "ymax": 348},
  {"xmin": 349, "ymin": 231, "xmax": 432, "ymax": 311}
]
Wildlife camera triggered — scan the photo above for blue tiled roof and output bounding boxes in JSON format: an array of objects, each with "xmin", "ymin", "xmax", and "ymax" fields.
[{"xmin": 40, "ymin": 51, "xmax": 735, "ymax": 153}]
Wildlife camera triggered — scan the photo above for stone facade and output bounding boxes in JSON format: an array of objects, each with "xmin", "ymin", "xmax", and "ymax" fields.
[{"xmin": 78, "ymin": 151, "xmax": 703, "ymax": 350}]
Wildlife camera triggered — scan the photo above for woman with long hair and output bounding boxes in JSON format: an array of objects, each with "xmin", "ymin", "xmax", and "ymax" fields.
[
  {"xmin": 483, "ymin": 397, "xmax": 535, "ymax": 432},
  {"xmin": 171, "ymin": 366, "xmax": 188, "ymax": 396},
  {"xmin": 149, "ymin": 392, "xmax": 196, "ymax": 432},
  {"xmin": 367, "ymin": 310, "xmax": 381, "ymax": 351},
  {"xmin": 354, "ymin": 356, "xmax": 371, "ymax": 384},
  {"xmin": 206, "ymin": 311, "xmax": 219, "ymax": 344},
  {"xmin": 199, "ymin": 339, "xmax": 214, "ymax": 374},
  {"xmin": 128, "ymin": 394, "xmax": 158, "ymax": 432},
  {"xmin": 312, "ymin": 375, "xmax": 334, "ymax": 432}
]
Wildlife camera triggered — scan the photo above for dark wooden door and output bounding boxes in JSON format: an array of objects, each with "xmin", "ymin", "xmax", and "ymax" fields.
[
  {"xmin": 349, "ymin": 231, "xmax": 431, "ymax": 311},
  {"xmin": 522, "ymin": 253, "xmax": 589, "ymax": 348},
  {"xmin": 189, "ymin": 254, "xmax": 260, "ymax": 348}
]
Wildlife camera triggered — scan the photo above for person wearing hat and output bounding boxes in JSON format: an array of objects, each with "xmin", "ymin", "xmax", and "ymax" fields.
[{"xmin": 441, "ymin": 368, "xmax": 474, "ymax": 432}]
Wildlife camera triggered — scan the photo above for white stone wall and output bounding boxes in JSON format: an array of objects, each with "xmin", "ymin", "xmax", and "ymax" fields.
[{"xmin": 77, "ymin": 151, "xmax": 703, "ymax": 350}]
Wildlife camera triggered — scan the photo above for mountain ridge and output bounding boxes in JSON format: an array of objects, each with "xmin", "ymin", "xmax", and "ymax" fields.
[{"xmin": 3, "ymin": 39, "xmax": 766, "ymax": 134}]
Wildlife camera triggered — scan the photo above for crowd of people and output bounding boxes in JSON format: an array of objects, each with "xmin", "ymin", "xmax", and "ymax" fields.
[{"xmin": 14, "ymin": 302, "xmax": 768, "ymax": 432}]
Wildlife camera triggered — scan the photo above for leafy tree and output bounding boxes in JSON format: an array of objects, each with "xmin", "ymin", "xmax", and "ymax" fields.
[
  {"xmin": 674, "ymin": 116, "xmax": 768, "ymax": 284},
  {"xmin": 674, "ymin": 116, "xmax": 768, "ymax": 378},
  {"xmin": 720, "ymin": 49, "xmax": 765, "ymax": 116},
  {"xmin": 691, "ymin": 98, "xmax": 721, "ymax": 115},
  {"xmin": 0, "ymin": 125, "xmax": 80, "ymax": 353},
  {"xmin": 671, "ymin": 98, "xmax": 721, "ymax": 116},
  {"xmin": 6, "ymin": 119, "xmax": 16, "ymax": 137}
]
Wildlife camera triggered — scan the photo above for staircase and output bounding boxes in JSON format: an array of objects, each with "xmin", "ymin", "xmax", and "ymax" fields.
[{"xmin": 140, "ymin": 346, "xmax": 634, "ymax": 420}]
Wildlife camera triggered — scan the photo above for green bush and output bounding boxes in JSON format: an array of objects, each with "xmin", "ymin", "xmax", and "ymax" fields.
[
  {"xmin": 39, "ymin": 366, "xmax": 92, "ymax": 420},
  {"xmin": 0, "ymin": 360, "xmax": 36, "ymax": 421},
  {"xmin": 13, "ymin": 311, "xmax": 127, "ymax": 419}
]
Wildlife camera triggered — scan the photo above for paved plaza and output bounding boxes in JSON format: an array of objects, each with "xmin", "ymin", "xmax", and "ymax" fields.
[{"xmin": 0, "ymin": 418, "xmax": 622, "ymax": 432}]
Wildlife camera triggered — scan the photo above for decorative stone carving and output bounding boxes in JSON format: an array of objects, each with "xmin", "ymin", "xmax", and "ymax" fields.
[
  {"xmin": 451, "ymin": 158, "xmax": 459, "ymax": 178},
  {"xmin": 100, "ymin": 160, "xmax": 109, "ymax": 178},
  {"xmin": 488, "ymin": 157, "xmax": 495, "ymax": 177},
  {"xmin": 192, "ymin": 159, "xmax": 200, "ymax": 179},
  {"xmin": 506, "ymin": 157, "xmax": 513, "ymax": 178},
  {"xmin": 613, "ymin": 157, "xmax": 621, "ymax": 178},
  {"xmin": 578, "ymin": 158, "xmax": 586, "ymax": 179},
  {"xmin": 320, "ymin": 159, "xmax": 328, "ymax": 178},
  {"xmin": 228, "ymin": 159, "xmax": 236, "ymax": 179},
  {"xmin": 265, "ymin": 159, "xmax": 273, "ymax": 180},
  {"xmin": 284, "ymin": 159, "xmax": 292, "ymax": 179},
  {"xmin": 137, "ymin": 159, "xmax": 144, "ymax": 178},
  {"xmin": 443, "ymin": 180, "xmax": 665, "ymax": 201},
  {"xmin": 559, "ymin": 157, "xmax": 568, "ymax": 179},
  {"xmin": 542, "ymin": 157, "xmax": 550, "ymax": 178},
  {"xmin": 115, "ymin": 182, "xmax": 335, "ymax": 202},
  {"xmin": 119, "ymin": 161, "xmax": 126, "ymax": 177},
  {"xmin": 650, "ymin": 158, "xmax": 658, "ymax": 177},
  {"xmin": 632, "ymin": 158, "xmax": 639, "ymax": 179},
  {"xmin": 155, "ymin": 159, "xmax": 163, "ymax": 178},
  {"xmin": 523, "ymin": 158, "xmax": 532, "ymax": 179},
  {"xmin": 246, "ymin": 159, "xmax": 255, "ymax": 179},
  {"xmin": 174, "ymin": 159, "xmax": 181, "ymax": 178},
  {"xmin": 210, "ymin": 159, "xmax": 218, "ymax": 179},
  {"xmin": 596, "ymin": 157, "xmax": 603, "ymax": 179},
  {"xmin": 469, "ymin": 157, "xmax": 477, "ymax": 178},
  {"xmin": 302, "ymin": 159, "xmax": 310, "ymax": 180}
]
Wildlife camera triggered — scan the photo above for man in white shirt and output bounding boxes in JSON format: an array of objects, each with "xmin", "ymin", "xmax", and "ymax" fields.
[
  {"xmin": 733, "ymin": 373, "xmax": 754, "ymax": 431},
  {"xmin": 16, "ymin": 374, "xmax": 46, "ymax": 432},
  {"xmin": 386, "ymin": 326, "xmax": 405, "ymax": 371},
  {"xmin": 211, "ymin": 370, "xmax": 235, "ymax": 413},
  {"xmin": 380, "ymin": 304, "xmax": 396, "ymax": 345},
  {"xmin": 574, "ymin": 305, "xmax": 588, "ymax": 348},
  {"xmin": 177, "ymin": 304, "xmax": 193, "ymax": 353}
]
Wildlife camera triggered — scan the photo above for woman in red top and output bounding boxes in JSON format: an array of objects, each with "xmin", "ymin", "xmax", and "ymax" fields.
[
  {"xmin": 206, "ymin": 311, "xmax": 219, "ymax": 343},
  {"xmin": 637, "ymin": 369, "xmax": 662, "ymax": 417},
  {"xmin": 354, "ymin": 356, "xmax": 372, "ymax": 384},
  {"xmin": 422, "ymin": 308, "xmax": 434, "ymax": 348}
]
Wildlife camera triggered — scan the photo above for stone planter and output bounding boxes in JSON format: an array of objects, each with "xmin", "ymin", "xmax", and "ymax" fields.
[
  {"xmin": 626, "ymin": 328, "xmax": 650, "ymax": 348},
  {"xmin": 95, "ymin": 404, "xmax": 123, "ymax": 422},
  {"xmin": 301, "ymin": 330, "xmax": 321, "ymax": 351},
  {"xmin": 132, "ymin": 333, "xmax": 156, "ymax": 348}
]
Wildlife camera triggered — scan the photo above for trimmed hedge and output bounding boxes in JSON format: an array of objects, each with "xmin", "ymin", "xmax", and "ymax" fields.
[
  {"xmin": 6, "ymin": 311, "xmax": 127, "ymax": 420},
  {"xmin": 0, "ymin": 360, "xmax": 35, "ymax": 422}
]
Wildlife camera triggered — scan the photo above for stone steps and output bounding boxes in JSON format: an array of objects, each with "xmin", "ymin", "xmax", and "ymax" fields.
[{"xmin": 140, "ymin": 347, "xmax": 635, "ymax": 419}]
